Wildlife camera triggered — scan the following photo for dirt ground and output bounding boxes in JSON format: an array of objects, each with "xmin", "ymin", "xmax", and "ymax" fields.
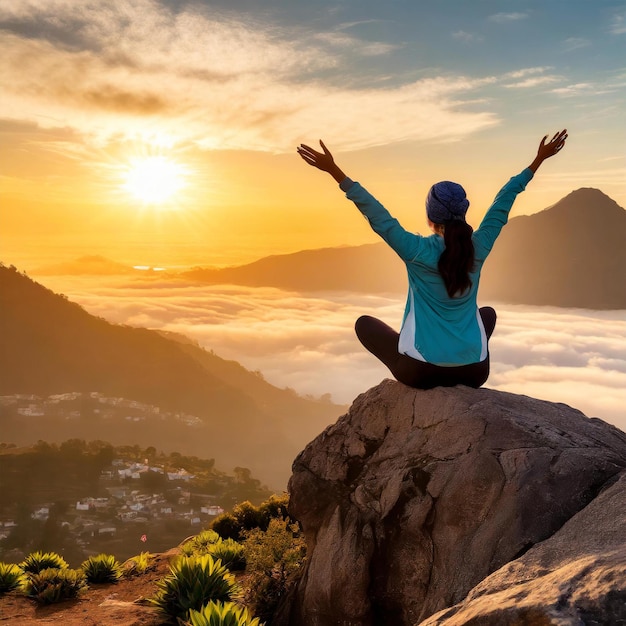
[{"xmin": 0, "ymin": 549, "xmax": 179, "ymax": 626}]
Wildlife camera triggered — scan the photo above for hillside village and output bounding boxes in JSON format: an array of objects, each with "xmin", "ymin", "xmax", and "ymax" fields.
[
  {"xmin": 0, "ymin": 391, "xmax": 203, "ymax": 427},
  {"xmin": 0, "ymin": 392, "xmax": 273, "ymax": 564},
  {"xmin": 16, "ymin": 455, "xmax": 225, "ymax": 530}
]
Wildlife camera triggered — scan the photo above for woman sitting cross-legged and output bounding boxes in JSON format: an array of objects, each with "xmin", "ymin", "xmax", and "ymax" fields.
[{"xmin": 297, "ymin": 130, "xmax": 567, "ymax": 389}]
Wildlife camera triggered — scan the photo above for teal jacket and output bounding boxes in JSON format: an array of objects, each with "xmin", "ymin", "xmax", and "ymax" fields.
[{"xmin": 340, "ymin": 168, "xmax": 534, "ymax": 365}]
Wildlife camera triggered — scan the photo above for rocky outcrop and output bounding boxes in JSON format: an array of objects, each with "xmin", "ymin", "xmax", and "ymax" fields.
[
  {"xmin": 278, "ymin": 380, "xmax": 626, "ymax": 626},
  {"xmin": 421, "ymin": 472, "xmax": 626, "ymax": 625}
]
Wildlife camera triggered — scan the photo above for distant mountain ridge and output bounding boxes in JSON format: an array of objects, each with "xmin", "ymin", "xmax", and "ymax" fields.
[
  {"xmin": 31, "ymin": 255, "xmax": 136, "ymax": 275},
  {"xmin": 480, "ymin": 187, "xmax": 626, "ymax": 308},
  {"xmin": 183, "ymin": 243, "xmax": 405, "ymax": 292},
  {"xmin": 0, "ymin": 266, "xmax": 339, "ymax": 487},
  {"xmin": 183, "ymin": 187, "xmax": 626, "ymax": 309}
]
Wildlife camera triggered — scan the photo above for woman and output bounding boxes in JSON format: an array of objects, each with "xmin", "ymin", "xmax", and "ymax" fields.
[{"xmin": 297, "ymin": 130, "xmax": 568, "ymax": 389}]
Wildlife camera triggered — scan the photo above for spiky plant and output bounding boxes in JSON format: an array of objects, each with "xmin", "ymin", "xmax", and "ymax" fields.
[
  {"xmin": 208, "ymin": 539, "xmax": 246, "ymax": 572},
  {"xmin": 150, "ymin": 554, "xmax": 238, "ymax": 622},
  {"xmin": 181, "ymin": 529, "xmax": 222, "ymax": 557},
  {"xmin": 193, "ymin": 530, "xmax": 222, "ymax": 551},
  {"xmin": 81, "ymin": 554, "xmax": 124, "ymax": 584},
  {"xmin": 23, "ymin": 567, "xmax": 87, "ymax": 604},
  {"xmin": 180, "ymin": 541, "xmax": 198, "ymax": 557},
  {"xmin": 123, "ymin": 551, "xmax": 154, "ymax": 576},
  {"xmin": 0, "ymin": 563, "xmax": 25, "ymax": 593},
  {"xmin": 186, "ymin": 601, "xmax": 263, "ymax": 626},
  {"xmin": 20, "ymin": 551, "xmax": 69, "ymax": 575}
]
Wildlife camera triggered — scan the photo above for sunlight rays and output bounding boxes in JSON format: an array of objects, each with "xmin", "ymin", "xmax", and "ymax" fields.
[{"xmin": 122, "ymin": 156, "xmax": 188, "ymax": 206}]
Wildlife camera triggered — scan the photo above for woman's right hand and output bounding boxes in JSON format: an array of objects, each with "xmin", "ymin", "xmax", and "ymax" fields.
[
  {"xmin": 297, "ymin": 140, "xmax": 336, "ymax": 171},
  {"xmin": 297, "ymin": 140, "xmax": 347, "ymax": 183}
]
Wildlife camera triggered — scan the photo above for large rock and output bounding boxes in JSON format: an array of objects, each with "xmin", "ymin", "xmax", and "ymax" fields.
[
  {"xmin": 279, "ymin": 380, "xmax": 626, "ymax": 626},
  {"xmin": 421, "ymin": 472, "xmax": 626, "ymax": 625}
]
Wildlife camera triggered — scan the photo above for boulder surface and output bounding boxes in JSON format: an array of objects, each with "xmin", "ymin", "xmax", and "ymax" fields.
[
  {"xmin": 421, "ymin": 472, "xmax": 626, "ymax": 625},
  {"xmin": 278, "ymin": 380, "xmax": 626, "ymax": 626}
]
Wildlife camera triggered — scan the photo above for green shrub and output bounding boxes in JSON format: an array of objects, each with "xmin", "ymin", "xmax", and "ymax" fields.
[
  {"xmin": 241, "ymin": 519, "xmax": 306, "ymax": 623},
  {"xmin": 232, "ymin": 501, "xmax": 267, "ymax": 533},
  {"xmin": 123, "ymin": 551, "xmax": 154, "ymax": 576},
  {"xmin": 23, "ymin": 567, "xmax": 87, "ymax": 604},
  {"xmin": 257, "ymin": 493, "xmax": 290, "ymax": 523},
  {"xmin": 212, "ymin": 495, "xmax": 291, "ymax": 541},
  {"xmin": 211, "ymin": 513, "xmax": 241, "ymax": 541},
  {"xmin": 150, "ymin": 554, "xmax": 238, "ymax": 622},
  {"xmin": 182, "ymin": 530, "xmax": 223, "ymax": 556},
  {"xmin": 0, "ymin": 562, "xmax": 25, "ymax": 593},
  {"xmin": 186, "ymin": 601, "xmax": 263, "ymax": 626},
  {"xmin": 81, "ymin": 554, "xmax": 123, "ymax": 584},
  {"xmin": 20, "ymin": 551, "xmax": 69, "ymax": 574},
  {"xmin": 208, "ymin": 539, "xmax": 246, "ymax": 572}
]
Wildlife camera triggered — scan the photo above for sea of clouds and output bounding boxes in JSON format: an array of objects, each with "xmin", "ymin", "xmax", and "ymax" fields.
[{"xmin": 37, "ymin": 274, "xmax": 626, "ymax": 433}]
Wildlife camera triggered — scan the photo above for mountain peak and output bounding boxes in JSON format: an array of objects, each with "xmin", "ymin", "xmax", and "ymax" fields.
[
  {"xmin": 478, "ymin": 185, "xmax": 626, "ymax": 308},
  {"xmin": 542, "ymin": 186, "xmax": 624, "ymax": 217}
]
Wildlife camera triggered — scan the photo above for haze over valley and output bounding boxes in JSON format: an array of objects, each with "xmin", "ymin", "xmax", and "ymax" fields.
[{"xmin": 27, "ymin": 273, "xmax": 625, "ymax": 431}]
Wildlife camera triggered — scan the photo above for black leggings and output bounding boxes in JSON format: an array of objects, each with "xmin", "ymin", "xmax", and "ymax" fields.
[{"xmin": 355, "ymin": 307, "xmax": 497, "ymax": 389}]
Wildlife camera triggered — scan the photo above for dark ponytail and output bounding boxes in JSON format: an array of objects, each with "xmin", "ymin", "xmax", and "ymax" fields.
[{"xmin": 438, "ymin": 220, "xmax": 475, "ymax": 297}]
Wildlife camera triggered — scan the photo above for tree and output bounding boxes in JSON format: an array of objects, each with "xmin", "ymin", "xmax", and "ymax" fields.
[{"xmin": 60, "ymin": 439, "xmax": 87, "ymax": 458}]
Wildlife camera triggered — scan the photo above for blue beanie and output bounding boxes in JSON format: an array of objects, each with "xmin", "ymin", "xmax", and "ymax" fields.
[{"xmin": 426, "ymin": 181, "xmax": 469, "ymax": 224}]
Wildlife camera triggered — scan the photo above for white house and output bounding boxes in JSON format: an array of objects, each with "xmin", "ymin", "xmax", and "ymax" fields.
[
  {"xmin": 31, "ymin": 507, "xmax": 50, "ymax": 521},
  {"xmin": 17, "ymin": 406, "xmax": 45, "ymax": 417},
  {"xmin": 200, "ymin": 505, "xmax": 224, "ymax": 516},
  {"xmin": 167, "ymin": 469, "xmax": 195, "ymax": 482}
]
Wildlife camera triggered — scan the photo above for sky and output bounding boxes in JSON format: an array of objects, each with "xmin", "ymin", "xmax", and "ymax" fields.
[{"xmin": 1, "ymin": 0, "xmax": 625, "ymax": 269}]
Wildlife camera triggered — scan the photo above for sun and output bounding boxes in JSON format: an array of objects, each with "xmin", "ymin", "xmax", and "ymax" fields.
[{"xmin": 122, "ymin": 156, "xmax": 188, "ymax": 205}]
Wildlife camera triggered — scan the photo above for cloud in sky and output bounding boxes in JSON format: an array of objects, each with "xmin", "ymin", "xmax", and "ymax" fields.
[
  {"xmin": 452, "ymin": 31, "xmax": 484, "ymax": 44},
  {"xmin": 0, "ymin": 0, "xmax": 575, "ymax": 154},
  {"xmin": 505, "ymin": 76, "xmax": 561, "ymax": 89},
  {"xmin": 35, "ymin": 273, "xmax": 626, "ymax": 433},
  {"xmin": 537, "ymin": 166, "xmax": 626, "ymax": 191},
  {"xmin": 488, "ymin": 12, "xmax": 529, "ymax": 23},
  {"xmin": 561, "ymin": 37, "xmax": 591, "ymax": 52},
  {"xmin": 2, "ymin": 1, "xmax": 625, "ymax": 256},
  {"xmin": 610, "ymin": 11, "xmax": 626, "ymax": 35}
]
